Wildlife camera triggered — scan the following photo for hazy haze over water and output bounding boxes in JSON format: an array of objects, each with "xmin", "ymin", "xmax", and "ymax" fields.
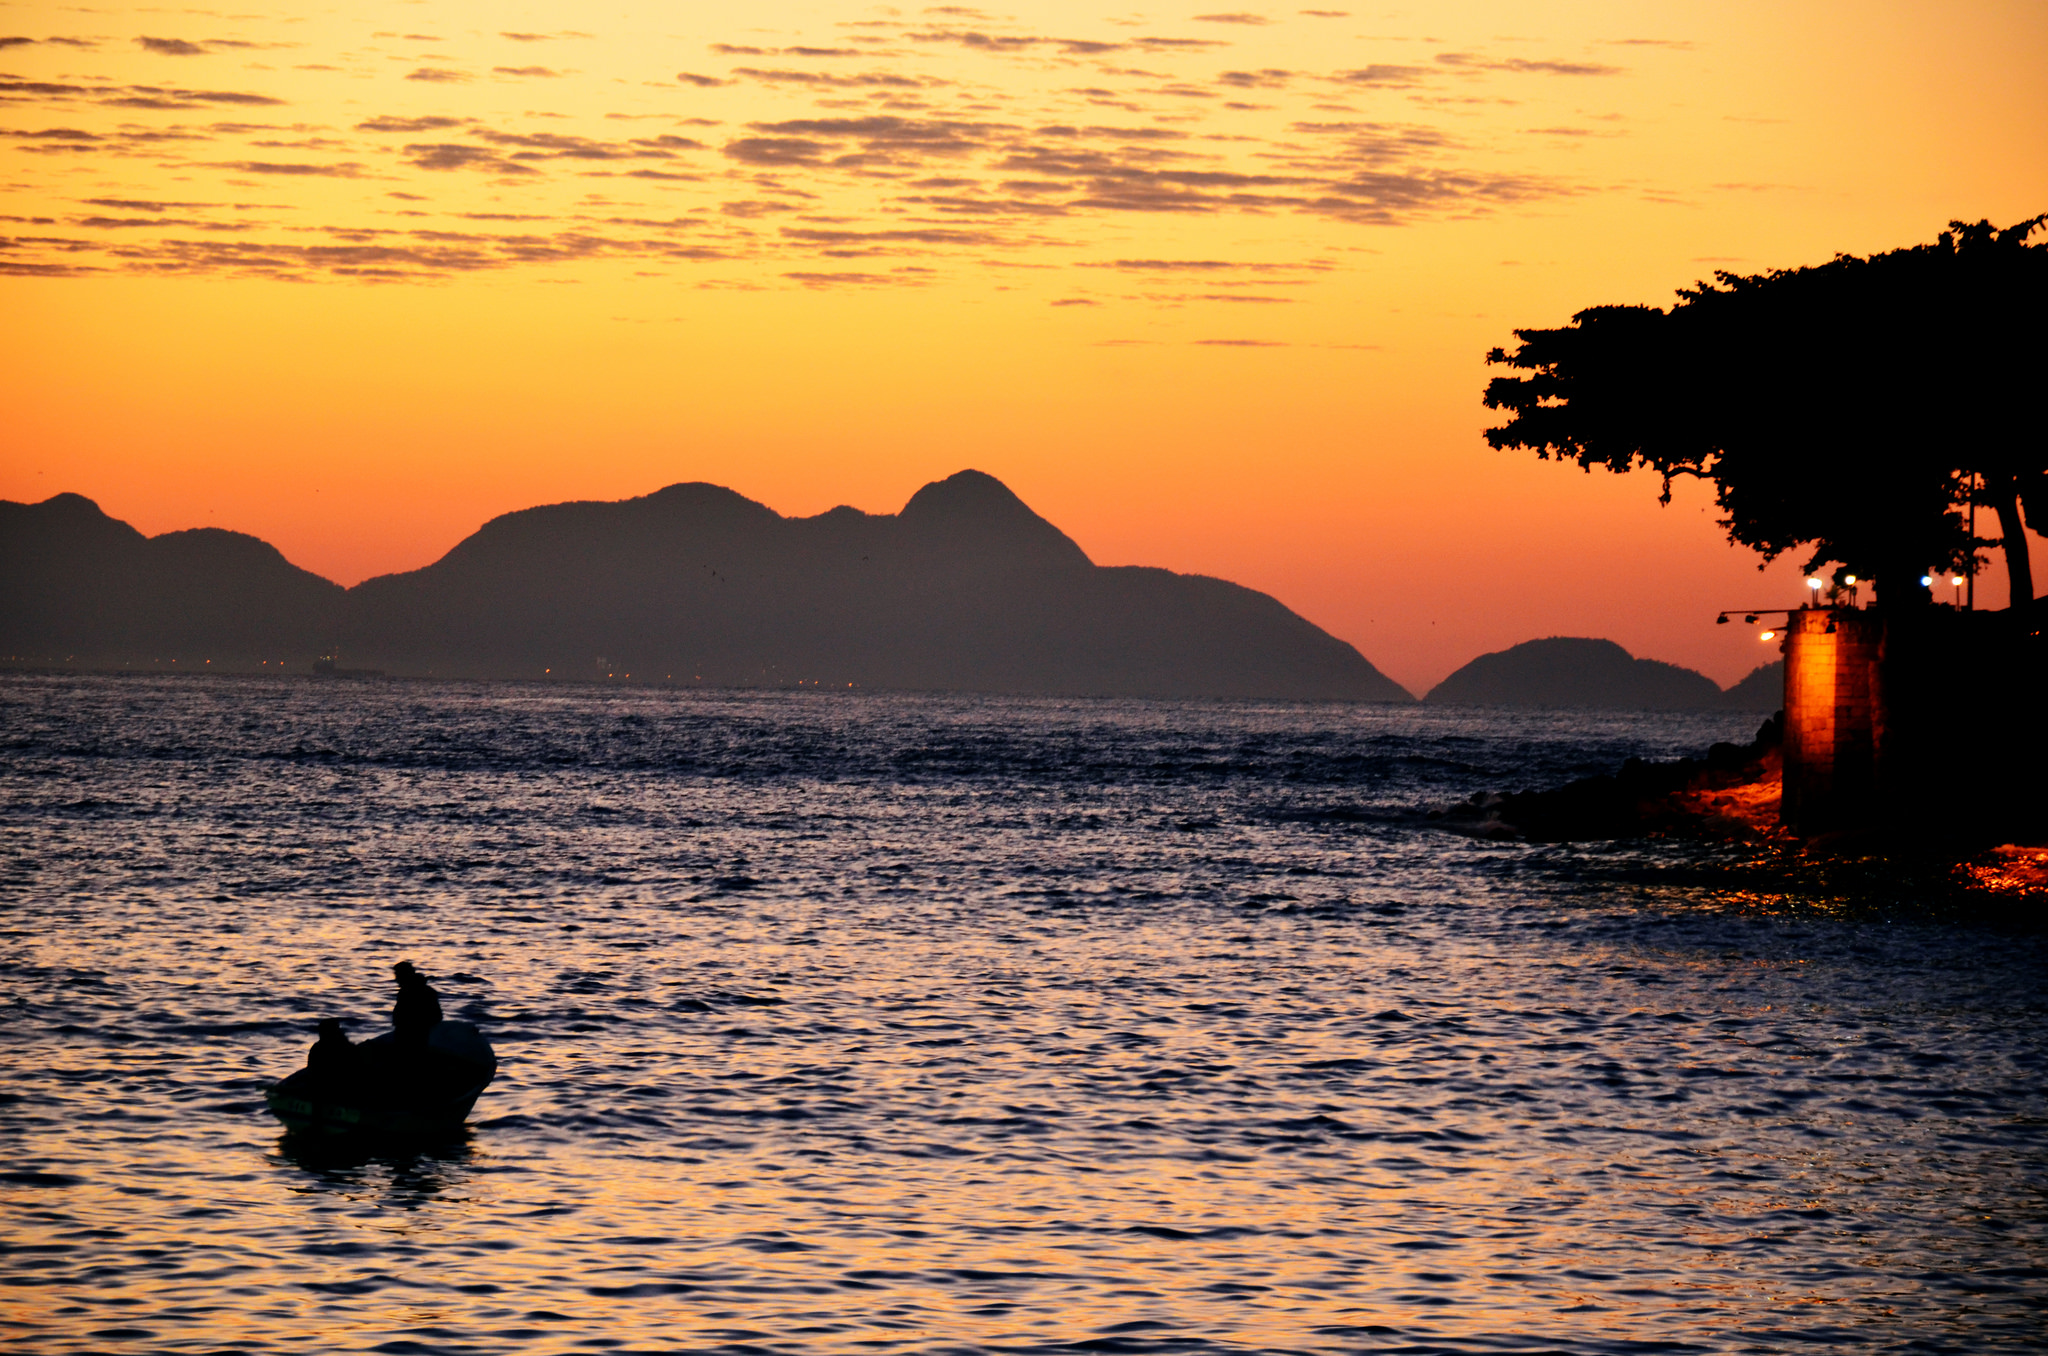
[{"xmin": 2, "ymin": 675, "xmax": 2043, "ymax": 1354}]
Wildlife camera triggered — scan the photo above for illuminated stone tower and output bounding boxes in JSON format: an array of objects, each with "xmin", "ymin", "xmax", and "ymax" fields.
[
  {"xmin": 1780, "ymin": 608, "xmax": 1883, "ymax": 833},
  {"xmin": 1781, "ymin": 603, "xmax": 2042, "ymax": 838}
]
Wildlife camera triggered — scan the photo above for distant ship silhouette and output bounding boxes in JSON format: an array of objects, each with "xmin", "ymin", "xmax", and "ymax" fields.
[{"xmin": 2, "ymin": 471, "xmax": 1412, "ymax": 702}]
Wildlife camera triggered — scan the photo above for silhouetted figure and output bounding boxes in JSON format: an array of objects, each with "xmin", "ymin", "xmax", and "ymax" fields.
[
  {"xmin": 391, "ymin": 961, "xmax": 443, "ymax": 1047},
  {"xmin": 306, "ymin": 1017, "xmax": 357, "ymax": 1094},
  {"xmin": 308, "ymin": 1016, "xmax": 352, "ymax": 1066},
  {"xmin": 264, "ymin": 969, "xmax": 496, "ymax": 1137}
]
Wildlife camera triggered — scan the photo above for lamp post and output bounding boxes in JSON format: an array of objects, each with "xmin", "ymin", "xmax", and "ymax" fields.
[{"xmin": 1715, "ymin": 607, "xmax": 1794, "ymax": 642}]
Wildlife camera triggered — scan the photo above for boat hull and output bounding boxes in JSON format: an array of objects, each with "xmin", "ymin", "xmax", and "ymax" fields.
[
  {"xmin": 265, "ymin": 1079, "xmax": 487, "ymax": 1138},
  {"xmin": 265, "ymin": 1020, "xmax": 496, "ymax": 1139}
]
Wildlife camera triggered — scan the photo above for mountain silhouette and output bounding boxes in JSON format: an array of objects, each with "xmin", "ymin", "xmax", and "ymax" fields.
[
  {"xmin": 1424, "ymin": 636, "xmax": 1727, "ymax": 709},
  {"xmin": 2, "ymin": 473, "xmax": 1412, "ymax": 702},
  {"xmin": 1716, "ymin": 660, "xmax": 1783, "ymax": 711},
  {"xmin": 0, "ymin": 492, "xmax": 344, "ymax": 667},
  {"xmin": 343, "ymin": 470, "xmax": 1411, "ymax": 700}
]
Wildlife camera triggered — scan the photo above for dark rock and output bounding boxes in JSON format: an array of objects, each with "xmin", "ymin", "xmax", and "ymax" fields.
[{"xmin": 1433, "ymin": 713, "xmax": 1785, "ymax": 842}]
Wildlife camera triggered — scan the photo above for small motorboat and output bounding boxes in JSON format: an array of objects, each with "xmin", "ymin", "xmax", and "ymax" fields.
[{"xmin": 266, "ymin": 1020, "xmax": 497, "ymax": 1138}]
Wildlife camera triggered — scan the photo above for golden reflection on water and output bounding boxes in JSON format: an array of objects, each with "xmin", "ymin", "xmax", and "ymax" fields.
[{"xmin": 4, "ymin": 678, "xmax": 2044, "ymax": 1352}]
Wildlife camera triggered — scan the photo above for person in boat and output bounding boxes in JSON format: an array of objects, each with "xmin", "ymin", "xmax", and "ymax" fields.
[
  {"xmin": 305, "ymin": 1017, "xmax": 358, "ymax": 1093},
  {"xmin": 391, "ymin": 961, "xmax": 444, "ymax": 1047}
]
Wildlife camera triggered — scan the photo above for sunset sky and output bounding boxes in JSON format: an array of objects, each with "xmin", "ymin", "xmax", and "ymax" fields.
[{"xmin": 3, "ymin": 0, "xmax": 2043, "ymax": 693}]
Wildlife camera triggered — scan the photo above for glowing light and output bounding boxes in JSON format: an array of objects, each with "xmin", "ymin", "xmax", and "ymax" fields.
[
  {"xmin": 1759, "ymin": 630, "xmax": 1776, "ymax": 640},
  {"xmin": 1920, "ymin": 575, "xmax": 1932, "ymax": 586},
  {"xmin": 1953, "ymin": 576, "xmax": 1966, "ymax": 586},
  {"xmin": 1807, "ymin": 578, "xmax": 1824, "ymax": 590},
  {"xmin": 1844, "ymin": 575, "xmax": 1857, "ymax": 585}
]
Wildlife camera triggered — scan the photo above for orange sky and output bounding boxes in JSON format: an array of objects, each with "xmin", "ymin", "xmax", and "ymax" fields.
[{"xmin": 3, "ymin": 0, "xmax": 2044, "ymax": 694}]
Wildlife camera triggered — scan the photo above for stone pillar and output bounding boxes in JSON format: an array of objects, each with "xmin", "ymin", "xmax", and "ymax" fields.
[{"xmin": 1781, "ymin": 608, "xmax": 1882, "ymax": 833}]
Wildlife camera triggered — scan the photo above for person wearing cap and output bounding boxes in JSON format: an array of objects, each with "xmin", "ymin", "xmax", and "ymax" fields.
[{"xmin": 391, "ymin": 961, "xmax": 444, "ymax": 1047}]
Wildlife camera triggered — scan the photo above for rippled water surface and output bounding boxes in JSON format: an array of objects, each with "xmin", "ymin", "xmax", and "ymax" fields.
[{"xmin": 3, "ymin": 675, "xmax": 2044, "ymax": 1354}]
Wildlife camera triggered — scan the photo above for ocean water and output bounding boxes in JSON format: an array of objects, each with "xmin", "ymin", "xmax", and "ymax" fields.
[{"xmin": 2, "ymin": 674, "xmax": 2043, "ymax": 1355}]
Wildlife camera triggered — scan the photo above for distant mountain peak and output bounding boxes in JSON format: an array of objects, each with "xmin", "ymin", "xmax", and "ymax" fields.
[
  {"xmin": 3, "ymin": 491, "xmax": 145, "ymax": 552},
  {"xmin": 896, "ymin": 469, "xmax": 1091, "ymax": 568},
  {"xmin": 39, "ymin": 492, "xmax": 107, "ymax": 513},
  {"xmin": 641, "ymin": 481, "xmax": 779, "ymax": 517},
  {"xmin": 900, "ymin": 468, "xmax": 1027, "ymax": 519}
]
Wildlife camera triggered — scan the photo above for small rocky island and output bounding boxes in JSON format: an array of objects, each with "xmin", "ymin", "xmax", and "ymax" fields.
[{"xmin": 1425, "ymin": 636, "xmax": 1776, "ymax": 711}]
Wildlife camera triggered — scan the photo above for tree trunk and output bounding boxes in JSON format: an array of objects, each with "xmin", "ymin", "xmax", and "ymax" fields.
[
  {"xmin": 1987, "ymin": 475, "xmax": 2035, "ymax": 610},
  {"xmin": 2021, "ymin": 471, "xmax": 2048, "ymax": 537}
]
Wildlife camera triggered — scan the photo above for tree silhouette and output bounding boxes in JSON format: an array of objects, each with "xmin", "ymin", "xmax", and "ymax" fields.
[
  {"xmin": 1931, "ymin": 216, "xmax": 2048, "ymax": 606},
  {"xmin": 1483, "ymin": 216, "xmax": 2046, "ymax": 608}
]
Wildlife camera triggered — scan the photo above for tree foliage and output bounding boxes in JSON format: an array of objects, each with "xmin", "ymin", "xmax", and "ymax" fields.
[{"xmin": 1483, "ymin": 216, "xmax": 2046, "ymax": 606}]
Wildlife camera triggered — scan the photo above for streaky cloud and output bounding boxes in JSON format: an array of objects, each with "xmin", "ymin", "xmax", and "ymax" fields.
[
  {"xmin": 1330, "ymin": 64, "xmax": 1427, "ymax": 86},
  {"xmin": 82, "ymin": 196, "xmax": 215, "ymax": 211},
  {"xmin": 729, "ymin": 66, "xmax": 930, "ymax": 88},
  {"xmin": 0, "ymin": 79, "xmax": 91, "ymax": 96},
  {"xmin": 781, "ymin": 225, "xmax": 1006, "ymax": 247},
  {"xmin": 783, "ymin": 269, "xmax": 920, "ymax": 286},
  {"xmin": 136, "ymin": 36, "xmax": 208, "ymax": 56},
  {"xmin": 722, "ymin": 136, "xmax": 829, "ymax": 166},
  {"xmin": 1499, "ymin": 57, "xmax": 1623, "ymax": 76},
  {"xmin": 101, "ymin": 86, "xmax": 286, "ymax": 108},
  {"xmin": 358, "ymin": 115, "xmax": 466, "ymax": 132},
  {"xmin": 209, "ymin": 160, "xmax": 364, "ymax": 177},
  {"xmin": 1435, "ymin": 51, "xmax": 1622, "ymax": 76}
]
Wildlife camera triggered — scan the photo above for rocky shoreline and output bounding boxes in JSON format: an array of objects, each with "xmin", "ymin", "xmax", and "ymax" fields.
[
  {"xmin": 1431, "ymin": 714, "xmax": 1789, "ymax": 843},
  {"xmin": 1430, "ymin": 713, "xmax": 2048, "ymax": 899}
]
